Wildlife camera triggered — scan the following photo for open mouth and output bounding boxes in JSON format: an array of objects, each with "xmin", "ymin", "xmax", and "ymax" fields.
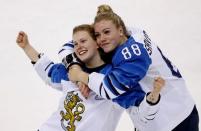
[{"xmin": 78, "ymin": 50, "xmax": 87, "ymax": 55}]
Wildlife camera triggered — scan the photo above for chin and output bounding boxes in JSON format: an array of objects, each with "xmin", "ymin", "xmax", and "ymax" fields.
[
  {"xmin": 102, "ymin": 47, "xmax": 113, "ymax": 53},
  {"xmin": 80, "ymin": 56, "xmax": 90, "ymax": 63}
]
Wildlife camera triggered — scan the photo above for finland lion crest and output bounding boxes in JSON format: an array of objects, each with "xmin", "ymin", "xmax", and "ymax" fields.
[{"xmin": 60, "ymin": 91, "xmax": 85, "ymax": 131}]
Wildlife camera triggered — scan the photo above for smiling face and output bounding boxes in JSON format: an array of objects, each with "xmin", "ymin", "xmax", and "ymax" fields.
[
  {"xmin": 73, "ymin": 31, "xmax": 99, "ymax": 64},
  {"xmin": 94, "ymin": 20, "xmax": 124, "ymax": 53}
]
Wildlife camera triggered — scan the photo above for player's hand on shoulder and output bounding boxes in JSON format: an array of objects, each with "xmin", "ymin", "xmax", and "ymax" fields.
[{"xmin": 76, "ymin": 81, "xmax": 90, "ymax": 99}]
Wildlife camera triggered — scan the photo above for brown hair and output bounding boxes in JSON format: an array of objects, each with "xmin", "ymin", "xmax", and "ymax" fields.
[
  {"xmin": 73, "ymin": 24, "xmax": 96, "ymax": 41},
  {"xmin": 94, "ymin": 4, "xmax": 129, "ymax": 37}
]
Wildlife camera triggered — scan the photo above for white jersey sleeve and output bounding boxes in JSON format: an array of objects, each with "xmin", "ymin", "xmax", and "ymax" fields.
[
  {"xmin": 127, "ymin": 94, "xmax": 161, "ymax": 130},
  {"xmin": 34, "ymin": 54, "xmax": 63, "ymax": 91}
]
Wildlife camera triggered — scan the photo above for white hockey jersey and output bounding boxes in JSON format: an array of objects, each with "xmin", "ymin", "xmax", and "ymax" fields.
[{"xmin": 34, "ymin": 55, "xmax": 123, "ymax": 131}]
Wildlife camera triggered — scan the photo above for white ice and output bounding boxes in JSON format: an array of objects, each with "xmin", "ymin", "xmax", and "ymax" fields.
[{"xmin": 0, "ymin": 0, "xmax": 200, "ymax": 130}]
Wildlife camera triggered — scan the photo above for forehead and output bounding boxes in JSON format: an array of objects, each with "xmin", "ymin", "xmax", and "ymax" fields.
[
  {"xmin": 94, "ymin": 20, "xmax": 115, "ymax": 31},
  {"xmin": 73, "ymin": 31, "xmax": 90, "ymax": 40}
]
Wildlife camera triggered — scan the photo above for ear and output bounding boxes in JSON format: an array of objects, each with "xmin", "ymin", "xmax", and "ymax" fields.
[{"xmin": 119, "ymin": 27, "xmax": 124, "ymax": 36}]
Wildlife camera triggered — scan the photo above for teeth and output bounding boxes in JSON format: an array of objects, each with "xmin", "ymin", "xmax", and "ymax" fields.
[{"xmin": 79, "ymin": 50, "xmax": 86, "ymax": 55}]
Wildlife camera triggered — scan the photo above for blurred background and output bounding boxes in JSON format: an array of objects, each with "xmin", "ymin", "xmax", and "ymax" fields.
[{"xmin": 0, "ymin": 0, "xmax": 200, "ymax": 130}]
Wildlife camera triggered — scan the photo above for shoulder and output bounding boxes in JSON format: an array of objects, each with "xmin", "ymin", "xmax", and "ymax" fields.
[
  {"xmin": 99, "ymin": 64, "xmax": 112, "ymax": 74},
  {"xmin": 112, "ymin": 36, "xmax": 151, "ymax": 66},
  {"xmin": 127, "ymin": 27, "xmax": 150, "ymax": 44}
]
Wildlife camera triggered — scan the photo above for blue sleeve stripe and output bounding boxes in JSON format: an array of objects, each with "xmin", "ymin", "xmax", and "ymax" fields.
[
  {"xmin": 110, "ymin": 73, "xmax": 129, "ymax": 91},
  {"xmin": 104, "ymin": 75, "xmax": 120, "ymax": 96},
  {"xmin": 45, "ymin": 62, "xmax": 54, "ymax": 71},
  {"xmin": 99, "ymin": 83, "xmax": 103, "ymax": 96},
  {"xmin": 58, "ymin": 43, "xmax": 74, "ymax": 54},
  {"xmin": 104, "ymin": 88, "xmax": 111, "ymax": 99},
  {"xmin": 148, "ymin": 111, "xmax": 157, "ymax": 116},
  {"xmin": 63, "ymin": 43, "xmax": 74, "ymax": 48},
  {"xmin": 145, "ymin": 117, "xmax": 155, "ymax": 121},
  {"xmin": 58, "ymin": 49, "xmax": 65, "ymax": 54}
]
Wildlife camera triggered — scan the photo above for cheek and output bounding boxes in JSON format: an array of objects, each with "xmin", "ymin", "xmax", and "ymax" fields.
[
  {"xmin": 74, "ymin": 48, "xmax": 80, "ymax": 57},
  {"xmin": 111, "ymin": 40, "xmax": 119, "ymax": 48},
  {"xmin": 75, "ymin": 52, "xmax": 79, "ymax": 57}
]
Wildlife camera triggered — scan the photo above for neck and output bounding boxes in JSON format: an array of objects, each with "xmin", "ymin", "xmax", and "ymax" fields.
[
  {"xmin": 85, "ymin": 53, "xmax": 105, "ymax": 68},
  {"xmin": 119, "ymin": 36, "xmax": 128, "ymax": 45}
]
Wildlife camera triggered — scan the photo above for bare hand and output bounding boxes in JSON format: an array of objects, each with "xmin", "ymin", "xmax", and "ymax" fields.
[
  {"xmin": 147, "ymin": 77, "xmax": 165, "ymax": 103},
  {"xmin": 153, "ymin": 77, "xmax": 165, "ymax": 94},
  {"xmin": 16, "ymin": 31, "xmax": 29, "ymax": 49},
  {"xmin": 76, "ymin": 82, "xmax": 90, "ymax": 98}
]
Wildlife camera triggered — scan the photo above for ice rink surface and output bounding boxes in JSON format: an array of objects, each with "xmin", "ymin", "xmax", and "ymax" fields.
[{"xmin": 0, "ymin": 0, "xmax": 200, "ymax": 130}]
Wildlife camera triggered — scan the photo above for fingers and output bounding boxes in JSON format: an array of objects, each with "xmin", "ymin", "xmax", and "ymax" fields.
[
  {"xmin": 16, "ymin": 31, "xmax": 25, "ymax": 43},
  {"xmin": 153, "ymin": 77, "xmax": 165, "ymax": 93},
  {"xmin": 80, "ymin": 85, "xmax": 90, "ymax": 99},
  {"xmin": 77, "ymin": 82, "xmax": 90, "ymax": 99},
  {"xmin": 154, "ymin": 77, "xmax": 165, "ymax": 88},
  {"xmin": 16, "ymin": 31, "xmax": 29, "ymax": 49}
]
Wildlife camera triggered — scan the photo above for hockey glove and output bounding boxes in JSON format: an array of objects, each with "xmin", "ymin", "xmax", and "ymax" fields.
[{"xmin": 62, "ymin": 52, "xmax": 83, "ymax": 70}]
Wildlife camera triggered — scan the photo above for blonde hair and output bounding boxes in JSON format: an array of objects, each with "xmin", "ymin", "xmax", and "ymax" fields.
[
  {"xmin": 73, "ymin": 24, "xmax": 96, "ymax": 41},
  {"xmin": 97, "ymin": 4, "xmax": 114, "ymax": 15},
  {"xmin": 95, "ymin": 4, "xmax": 128, "ymax": 37}
]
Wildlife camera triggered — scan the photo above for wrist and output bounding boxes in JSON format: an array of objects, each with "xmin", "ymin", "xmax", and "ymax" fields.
[
  {"xmin": 79, "ymin": 72, "xmax": 89, "ymax": 85},
  {"xmin": 31, "ymin": 53, "xmax": 44, "ymax": 65},
  {"xmin": 22, "ymin": 42, "xmax": 31, "ymax": 50},
  {"xmin": 146, "ymin": 92, "xmax": 161, "ymax": 105},
  {"xmin": 69, "ymin": 64, "xmax": 81, "ymax": 70}
]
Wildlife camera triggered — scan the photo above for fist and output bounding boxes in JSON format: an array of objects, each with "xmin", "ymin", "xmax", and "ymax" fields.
[
  {"xmin": 16, "ymin": 31, "xmax": 29, "ymax": 49},
  {"xmin": 146, "ymin": 77, "xmax": 165, "ymax": 104},
  {"xmin": 153, "ymin": 77, "xmax": 165, "ymax": 94}
]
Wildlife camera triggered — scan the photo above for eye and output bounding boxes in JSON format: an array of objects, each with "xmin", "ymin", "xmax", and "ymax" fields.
[
  {"xmin": 80, "ymin": 39, "xmax": 87, "ymax": 44},
  {"xmin": 103, "ymin": 30, "xmax": 110, "ymax": 35},
  {"xmin": 73, "ymin": 41, "xmax": 78, "ymax": 47},
  {"xmin": 95, "ymin": 33, "xmax": 100, "ymax": 39}
]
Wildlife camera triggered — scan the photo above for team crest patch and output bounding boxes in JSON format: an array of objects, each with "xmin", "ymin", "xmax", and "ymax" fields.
[{"xmin": 60, "ymin": 91, "xmax": 85, "ymax": 131}]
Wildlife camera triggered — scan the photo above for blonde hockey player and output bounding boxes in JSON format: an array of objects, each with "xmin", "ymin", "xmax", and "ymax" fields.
[{"xmin": 67, "ymin": 4, "xmax": 199, "ymax": 131}]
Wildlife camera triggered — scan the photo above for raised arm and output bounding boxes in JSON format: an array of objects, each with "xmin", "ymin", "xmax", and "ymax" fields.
[
  {"xmin": 16, "ymin": 31, "xmax": 67, "ymax": 91},
  {"xmin": 129, "ymin": 77, "xmax": 165, "ymax": 130},
  {"xmin": 16, "ymin": 31, "xmax": 40, "ymax": 62}
]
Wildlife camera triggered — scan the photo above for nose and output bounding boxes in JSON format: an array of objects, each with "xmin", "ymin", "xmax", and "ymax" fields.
[
  {"xmin": 74, "ymin": 43, "xmax": 82, "ymax": 53},
  {"xmin": 99, "ymin": 34, "xmax": 107, "ymax": 43}
]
